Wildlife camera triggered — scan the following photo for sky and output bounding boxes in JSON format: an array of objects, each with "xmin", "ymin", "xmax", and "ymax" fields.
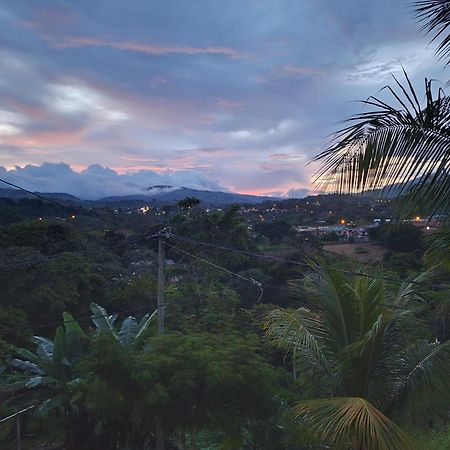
[{"xmin": 0, "ymin": 0, "xmax": 446, "ymax": 199}]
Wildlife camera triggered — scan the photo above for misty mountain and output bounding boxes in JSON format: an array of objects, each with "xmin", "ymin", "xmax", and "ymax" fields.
[
  {"xmin": 0, "ymin": 186, "xmax": 279, "ymax": 206},
  {"xmin": 96, "ymin": 187, "xmax": 278, "ymax": 205}
]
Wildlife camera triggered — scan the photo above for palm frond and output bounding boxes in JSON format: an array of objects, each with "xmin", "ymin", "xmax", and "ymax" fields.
[
  {"xmin": 424, "ymin": 224, "xmax": 450, "ymax": 269},
  {"xmin": 304, "ymin": 263, "xmax": 360, "ymax": 350},
  {"xmin": 314, "ymin": 73, "xmax": 450, "ymax": 219},
  {"xmin": 292, "ymin": 397, "xmax": 413, "ymax": 450},
  {"xmin": 414, "ymin": 0, "xmax": 450, "ymax": 65},
  {"xmin": 265, "ymin": 308, "xmax": 333, "ymax": 377},
  {"xmin": 393, "ymin": 339, "xmax": 450, "ymax": 414}
]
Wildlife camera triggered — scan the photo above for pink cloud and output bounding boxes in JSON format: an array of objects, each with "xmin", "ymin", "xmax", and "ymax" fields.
[
  {"xmin": 2, "ymin": 96, "xmax": 48, "ymax": 121},
  {"xmin": 216, "ymin": 97, "xmax": 246, "ymax": 108},
  {"xmin": 150, "ymin": 77, "xmax": 168, "ymax": 87},
  {"xmin": 113, "ymin": 165, "xmax": 166, "ymax": 174},
  {"xmin": 49, "ymin": 37, "xmax": 247, "ymax": 59},
  {"xmin": 6, "ymin": 127, "xmax": 87, "ymax": 148},
  {"xmin": 283, "ymin": 64, "xmax": 326, "ymax": 76}
]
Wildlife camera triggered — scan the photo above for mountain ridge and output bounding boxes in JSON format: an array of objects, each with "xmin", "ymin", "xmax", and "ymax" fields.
[{"xmin": 0, "ymin": 186, "xmax": 284, "ymax": 205}]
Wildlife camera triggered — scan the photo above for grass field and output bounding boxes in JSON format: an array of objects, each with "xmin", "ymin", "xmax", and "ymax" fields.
[{"xmin": 323, "ymin": 242, "xmax": 385, "ymax": 263}]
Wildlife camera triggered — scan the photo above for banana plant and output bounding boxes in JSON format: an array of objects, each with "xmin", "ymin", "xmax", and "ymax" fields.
[
  {"xmin": 90, "ymin": 302, "xmax": 157, "ymax": 349},
  {"xmin": 10, "ymin": 312, "xmax": 87, "ymax": 416}
]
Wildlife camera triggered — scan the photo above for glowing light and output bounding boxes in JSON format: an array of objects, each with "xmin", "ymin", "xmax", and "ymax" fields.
[
  {"xmin": 340, "ymin": 219, "xmax": 346, "ymax": 225},
  {"xmin": 415, "ymin": 216, "xmax": 421, "ymax": 221},
  {"xmin": 70, "ymin": 215, "xmax": 76, "ymax": 220}
]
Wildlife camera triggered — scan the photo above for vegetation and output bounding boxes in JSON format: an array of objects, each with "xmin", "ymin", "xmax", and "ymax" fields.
[{"xmin": 1, "ymin": 1, "xmax": 450, "ymax": 448}]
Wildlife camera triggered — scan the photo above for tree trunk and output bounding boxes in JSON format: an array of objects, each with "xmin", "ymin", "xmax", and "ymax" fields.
[
  {"xmin": 189, "ymin": 426, "xmax": 198, "ymax": 450},
  {"xmin": 155, "ymin": 417, "xmax": 165, "ymax": 450}
]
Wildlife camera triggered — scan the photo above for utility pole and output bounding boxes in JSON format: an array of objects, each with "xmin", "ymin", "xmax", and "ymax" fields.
[{"xmin": 157, "ymin": 238, "xmax": 165, "ymax": 333}]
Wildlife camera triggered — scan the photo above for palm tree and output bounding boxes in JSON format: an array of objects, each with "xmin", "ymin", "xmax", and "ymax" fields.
[
  {"xmin": 265, "ymin": 262, "xmax": 450, "ymax": 449},
  {"xmin": 415, "ymin": 1, "xmax": 450, "ymax": 66},
  {"xmin": 313, "ymin": 71, "xmax": 450, "ymax": 220},
  {"xmin": 314, "ymin": 1, "xmax": 450, "ymax": 221}
]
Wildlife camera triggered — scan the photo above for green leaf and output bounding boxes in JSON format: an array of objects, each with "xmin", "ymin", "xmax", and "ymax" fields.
[
  {"xmin": 31, "ymin": 336, "xmax": 54, "ymax": 361},
  {"xmin": 52, "ymin": 326, "xmax": 65, "ymax": 377},
  {"xmin": 118, "ymin": 316, "xmax": 138, "ymax": 348},
  {"xmin": 313, "ymin": 72, "xmax": 450, "ymax": 219},
  {"xmin": 292, "ymin": 397, "xmax": 413, "ymax": 450},
  {"xmin": 90, "ymin": 302, "xmax": 119, "ymax": 340},
  {"xmin": 134, "ymin": 309, "xmax": 158, "ymax": 343},
  {"xmin": 10, "ymin": 358, "xmax": 43, "ymax": 375}
]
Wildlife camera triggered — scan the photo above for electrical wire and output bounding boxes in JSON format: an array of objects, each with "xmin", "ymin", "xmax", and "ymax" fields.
[
  {"xmin": 0, "ymin": 176, "xmax": 113, "ymax": 226},
  {"xmin": 171, "ymin": 234, "xmax": 450, "ymax": 291},
  {"xmin": 164, "ymin": 242, "xmax": 264, "ymax": 303}
]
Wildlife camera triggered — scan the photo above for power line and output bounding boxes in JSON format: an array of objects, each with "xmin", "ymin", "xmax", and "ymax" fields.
[
  {"xmin": 0, "ymin": 176, "xmax": 113, "ymax": 226},
  {"xmin": 0, "ymin": 178, "xmax": 67, "ymax": 209},
  {"xmin": 164, "ymin": 242, "xmax": 264, "ymax": 303},
  {"xmin": 171, "ymin": 234, "xmax": 450, "ymax": 291}
]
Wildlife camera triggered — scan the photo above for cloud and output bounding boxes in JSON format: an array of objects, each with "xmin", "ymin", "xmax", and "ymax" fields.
[
  {"xmin": 0, "ymin": 0, "xmax": 445, "ymax": 198},
  {"xmin": 229, "ymin": 119, "xmax": 300, "ymax": 143},
  {"xmin": 0, "ymin": 162, "xmax": 226, "ymax": 199},
  {"xmin": 287, "ymin": 187, "xmax": 310, "ymax": 198},
  {"xmin": 216, "ymin": 98, "xmax": 246, "ymax": 108},
  {"xmin": 48, "ymin": 37, "xmax": 247, "ymax": 59},
  {"xmin": 283, "ymin": 65, "xmax": 326, "ymax": 76}
]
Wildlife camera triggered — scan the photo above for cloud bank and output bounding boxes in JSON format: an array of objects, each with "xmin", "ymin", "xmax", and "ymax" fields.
[
  {"xmin": 0, "ymin": 163, "xmax": 226, "ymax": 200},
  {"xmin": 0, "ymin": 0, "xmax": 444, "ymax": 197}
]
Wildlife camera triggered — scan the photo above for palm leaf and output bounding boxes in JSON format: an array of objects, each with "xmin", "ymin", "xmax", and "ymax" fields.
[
  {"xmin": 304, "ymin": 263, "xmax": 360, "ymax": 350},
  {"xmin": 424, "ymin": 224, "xmax": 450, "ymax": 269},
  {"xmin": 414, "ymin": 0, "xmax": 450, "ymax": 65},
  {"xmin": 292, "ymin": 397, "xmax": 413, "ymax": 450},
  {"xmin": 265, "ymin": 308, "xmax": 333, "ymax": 377},
  {"xmin": 393, "ymin": 339, "xmax": 450, "ymax": 414},
  {"xmin": 314, "ymin": 72, "xmax": 450, "ymax": 219}
]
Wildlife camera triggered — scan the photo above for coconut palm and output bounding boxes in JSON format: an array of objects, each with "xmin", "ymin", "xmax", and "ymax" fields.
[
  {"xmin": 415, "ymin": 0, "xmax": 450, "ymax": 65},
  {"xmin": 265, "ymin": 262, "xmax": 450, "ymax": 449},
  {"xmin": 313, "ymin": 71, "xmax": 450, "ymax": 220},
  {"xmin": 313, "ymin": 1, "xmax": 450, "ymax": 220}
]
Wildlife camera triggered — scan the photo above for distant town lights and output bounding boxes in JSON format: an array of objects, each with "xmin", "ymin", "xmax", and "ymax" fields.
[{"xmin": 340, "ymin": 219, "xmax": 346, "ymax": 225}]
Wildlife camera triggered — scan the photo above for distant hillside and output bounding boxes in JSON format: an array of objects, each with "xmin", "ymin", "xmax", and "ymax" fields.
[
  {"xmin": 97, "ymin": 187, "xmax": 278, "ymax": 205},
  {"xmin": 0, "ymin": 186, "xmax": 278, "ymax": 206},
  {"xmin": 0, "ymin": 188, "xmax": 81, "ymax": 203}
]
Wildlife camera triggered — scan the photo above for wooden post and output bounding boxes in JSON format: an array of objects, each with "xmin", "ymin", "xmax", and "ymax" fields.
[
  {"xmin": 16, "ymin": 415, "xmax": 21, "ymax": 450},
  {"xmin": 157, "ymin": 238, "xmax": 165, "ymax": 333}
]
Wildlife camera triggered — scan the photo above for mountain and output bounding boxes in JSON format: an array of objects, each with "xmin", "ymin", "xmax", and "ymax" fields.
[
  {"xmin": 96, "ymin": 187, "xmax": 278, "ymax": 205},
  {"xmin": 0, "ymin": 188, "xmax": 81, "ymax": 202},
  {"xmin": 0, "ymin": 186, "xmax": 278, "ymax": 206}
]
